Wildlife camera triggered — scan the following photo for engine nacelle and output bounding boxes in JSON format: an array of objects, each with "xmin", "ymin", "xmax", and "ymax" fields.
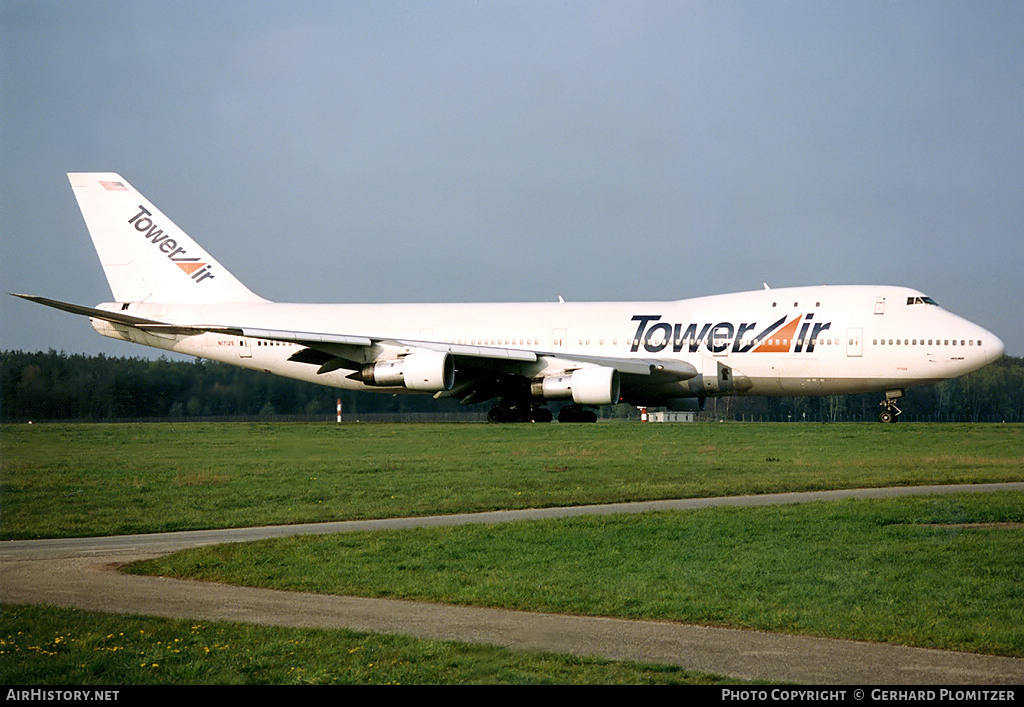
[
  {"xmin": 531, "ymin": 367, "xmax": 620, "ymax": 406},
  {"xmin": 358, "ymin": 351, "xmax": 455, "ymax": 392}
]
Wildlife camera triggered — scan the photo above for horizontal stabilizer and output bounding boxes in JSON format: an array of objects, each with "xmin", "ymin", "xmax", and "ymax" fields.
[{"xmin": 9, "ymin": 293, "xmax": 197, "ymax": 334}]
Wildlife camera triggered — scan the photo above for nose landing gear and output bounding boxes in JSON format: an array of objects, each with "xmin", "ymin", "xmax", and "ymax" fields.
[{"xmin": 878, "ymin": 389, "xmax": 903, "ymax": 423}]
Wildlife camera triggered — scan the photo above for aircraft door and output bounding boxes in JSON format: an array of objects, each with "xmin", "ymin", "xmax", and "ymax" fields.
[
  {"xmin": 552, "ymin": 328, "xmax": 567, "ymax": 350},
  {"xmin": 238, "ymin": 337, "xmax": 252, "ymax": 358},
  {"xmin": 846, "ymin": 328, "xmax": 862, "ymax": 358},
  {"xmin": 710, "ymin": 323, "xmax": 732, "ymax": 357}
]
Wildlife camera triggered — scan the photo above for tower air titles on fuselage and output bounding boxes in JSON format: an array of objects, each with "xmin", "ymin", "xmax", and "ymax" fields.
[{"xmin": 630, "ymin": 314, "xmax": 831, "ymax": 355}]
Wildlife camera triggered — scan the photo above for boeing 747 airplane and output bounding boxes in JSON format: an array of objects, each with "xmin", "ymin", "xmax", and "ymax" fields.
[{"xmin": 13, "ymin": 173, "xmax": 1005, "ymax": 422}]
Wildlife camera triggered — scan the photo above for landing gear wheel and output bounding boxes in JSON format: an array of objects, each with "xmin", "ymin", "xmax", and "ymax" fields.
[
  {"xmin": 488, "ymin": 402, "xmax": 526, "ymax": 422},
  {"xmin": 489, "ymin": 401, "xmax": 548, "ymax": 423},
  {"xmin": 878, "ymin": 409, "xmax": 896, "ymax": 424},
  {"xmin": 531, "ymin": 407, "xmax": 553, "ymax": 423}
]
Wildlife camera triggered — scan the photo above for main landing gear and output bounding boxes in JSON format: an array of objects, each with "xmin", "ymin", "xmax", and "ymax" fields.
[
  {"xmin": 878, "ymin": 390, "xmax": 903, "ymax": 423},
  {"xmin": 487, "ymin": 400, "xmax": 553, "ymax": 423},
  {"xmin": 486, "ymin": 400, "xmax": 597, "ymax": 423}
]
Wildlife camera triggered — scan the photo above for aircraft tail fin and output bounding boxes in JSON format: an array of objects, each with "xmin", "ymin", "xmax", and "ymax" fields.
[{"xmin": 67, "ymin": 172, "xmax": 266, "ymax": 304}]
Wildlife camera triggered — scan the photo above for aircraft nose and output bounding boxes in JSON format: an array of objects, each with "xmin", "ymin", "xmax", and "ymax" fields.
[{"xmin": 986, "ymin": 332, "xmax": 1005, "ymax": 364}]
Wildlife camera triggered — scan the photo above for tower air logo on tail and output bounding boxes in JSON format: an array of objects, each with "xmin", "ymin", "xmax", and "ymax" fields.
[{"xmin": 127, "ymin": 205, "xmax": 216, "ymax": 283}]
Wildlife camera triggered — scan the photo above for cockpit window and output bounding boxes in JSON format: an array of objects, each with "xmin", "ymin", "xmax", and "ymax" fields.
[{"xmin": 906, "ymin": 296, "xmax": 938, "ymax": 306}]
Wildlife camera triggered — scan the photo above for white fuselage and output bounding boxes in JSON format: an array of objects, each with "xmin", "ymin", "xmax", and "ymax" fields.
[{"xmin": 91, "ymin": 284, "xmax": 1004, "ymax": 403}]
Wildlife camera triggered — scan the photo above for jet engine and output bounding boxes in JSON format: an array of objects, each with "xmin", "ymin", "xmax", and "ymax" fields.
[
  {"xmin": 355, "ymin": 350, "xmax": 455, "ymax": 392},
  {"xmin": 531, "ymin": 367, "xmax": 620, "ymax": 406}
]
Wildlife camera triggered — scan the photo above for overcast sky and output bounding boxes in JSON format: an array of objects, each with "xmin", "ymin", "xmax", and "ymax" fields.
[{"xmin": 2, "ymin": 1, "xmax": 1022, "ymax": 358}]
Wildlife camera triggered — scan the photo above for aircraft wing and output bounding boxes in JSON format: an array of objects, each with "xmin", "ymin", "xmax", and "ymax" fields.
[
  {"xmin": 373, "ymin": 337, "xmax": 696, "ymax": 378},
  {"xmin": 11, "ymin": 294, "xmax": 699, "ymax": 399},
  {"xmin": 11, "ymin": 294, "xmax": 376, "ymax": 347}
]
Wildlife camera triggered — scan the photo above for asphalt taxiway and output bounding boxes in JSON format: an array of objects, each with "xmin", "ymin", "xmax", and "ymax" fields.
[{"xmin": 3, "ymin": 482, "xmax": 1023, "ymax": 684}]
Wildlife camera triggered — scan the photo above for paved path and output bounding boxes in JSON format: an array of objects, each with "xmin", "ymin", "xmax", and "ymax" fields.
[{"xmin": 3, "ymin": 483, "xmax": 1024, "ymax": 684}]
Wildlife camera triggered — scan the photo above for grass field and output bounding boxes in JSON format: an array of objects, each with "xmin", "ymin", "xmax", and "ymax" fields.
[
  {"xmin": 2, "ymin": 421, "xmax": 1022, "ymax": 683},
  {"xmin": 2, "ymin": 421, "xmax": 1022, "ymax": 539},
  {"xmin": 0, "ymin": 604, "xmax": 728, "ymax": 685}
]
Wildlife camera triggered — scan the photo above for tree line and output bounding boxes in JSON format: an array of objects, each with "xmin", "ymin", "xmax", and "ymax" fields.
[
  {"xmin": 2, "ymin": 349, "xmax": 1022, "ymax": 423},
  {"xmin": 0, "ymin": 350, "xmax": 482, "ymax": 422}
]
